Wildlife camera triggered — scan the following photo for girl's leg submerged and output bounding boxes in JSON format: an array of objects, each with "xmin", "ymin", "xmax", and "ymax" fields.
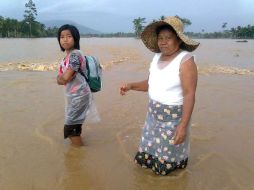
[
  {"xmin": 64, "ymin": 124, "xmax": 84, "ymax": 146},
  {"xmin": 69, "ymin": 136, "xmax": 84, "ymax": 146}
]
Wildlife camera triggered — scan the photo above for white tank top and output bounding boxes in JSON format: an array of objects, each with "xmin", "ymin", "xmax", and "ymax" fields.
[{"xmin": 148, "ymin": 51, "xmax": 189, "ymax": 105}]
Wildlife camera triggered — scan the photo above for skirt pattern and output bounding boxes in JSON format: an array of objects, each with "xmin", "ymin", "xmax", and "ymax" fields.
[{"xmin": 135, "ymin": 99, "xmax": 190, "ymax": 175}]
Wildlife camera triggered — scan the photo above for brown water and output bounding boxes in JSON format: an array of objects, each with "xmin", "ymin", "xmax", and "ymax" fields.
[
  {"xmin": 1, "ymin": 38, "xmax": 254, "ymax": 73},
  {"xmin": 0, "ymin": 38, "xmax": 254, "ymax": 190}
]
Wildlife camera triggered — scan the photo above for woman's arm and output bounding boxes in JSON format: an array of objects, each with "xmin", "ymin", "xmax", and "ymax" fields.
[
  {"xmin": 119, "ymin": 79, "xmax": 149, "ymax": 95},
  {"xmin": 174, "ymin": 56, "xmax": 198, "ymax": 145},
  {"xmin": 57, "ymin": 68, "xmax": 75, "ymax": 85}
]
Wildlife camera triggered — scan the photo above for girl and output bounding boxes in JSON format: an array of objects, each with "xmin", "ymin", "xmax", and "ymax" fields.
[{"xmin": 57, "ymin": 24, "xmax": 91, "ymax": 146}]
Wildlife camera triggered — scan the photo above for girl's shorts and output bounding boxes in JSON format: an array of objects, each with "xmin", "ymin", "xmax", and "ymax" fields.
[{"xmin": 64, "ymin": 124, "xmax": 82, "ymax": 139}]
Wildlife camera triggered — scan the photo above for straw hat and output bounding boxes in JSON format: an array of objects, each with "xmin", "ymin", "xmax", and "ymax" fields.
[{"xmin": 141, "ymin": 16, "xmax": 200, "ymax": 52}]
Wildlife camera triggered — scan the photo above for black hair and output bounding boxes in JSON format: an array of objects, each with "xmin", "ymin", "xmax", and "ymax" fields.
[
  {"xmin": 57, "ymin": 24, "xmax": 80, "ymax": 51},
  {"xmin": 156, "ymin": 24, "xmax": 178, "ymax": 37},
  {"xmin": 156, "ymin": 24, "xmax": 183, "ymax": 49}
]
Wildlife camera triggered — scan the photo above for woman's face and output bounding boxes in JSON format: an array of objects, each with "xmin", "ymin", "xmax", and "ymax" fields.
[
  {"xmin": 60, "ymin": 29, "xmax": 75, "ymax": 52},
  {"xmin": 157, "ymin": 29, "xmax": 182, "ymax": 55}
]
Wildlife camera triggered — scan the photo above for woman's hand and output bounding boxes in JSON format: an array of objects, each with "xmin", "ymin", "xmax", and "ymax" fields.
[
  {"xmin": 119, "ymin": 79, "xmax": 149, "ymax": 95},
  {"xmin": 119, "ymin": 83, "xmax": 132, "ymax": 95},
  {"xmin": 173, "ymin": 125, "xmax": 187, "ymax": 145}
]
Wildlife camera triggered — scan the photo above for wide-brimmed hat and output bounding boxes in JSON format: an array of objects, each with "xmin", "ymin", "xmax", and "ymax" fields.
[{"xmin": 141, "ymin": 16, "xmax": 200, "ymax": 52}]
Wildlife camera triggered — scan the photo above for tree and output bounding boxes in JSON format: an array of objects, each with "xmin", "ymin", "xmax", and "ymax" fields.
[
  {"xmin": 230, "ymin": 27, "xmax": 236, "ymax": 38},
  {"xmin": 24, "ymin": 0, "xmax": 37, "ymax": 37},
  {"xmin": 222, "ymin": 22, "xmax": 227, "ymax": 30},
  {"xmin": 0, "ymin": 16, "xmax": 4, "ymax": 37},
  {"xmin": 45, "ymin": 26, "xmax": 59, "ymax": 37},
  {"xmin": 160, "ymin": 15, "xmax": 165, "ymax": 20},
  {"xmin": 0, "ymin": 14, "xmax": 59, "ymax": 38},
  {"xmin": 3, "ymin": 18, "xmax": 12, "ymax": 37},
  {"xmin": 133, "ymin": 17, "xmax": 146, "ymax": 38},
  {"xmin": 151, "ymin": 16, "xmax": 165, "ymax": 23},
  {"xmin": 175, "ymin": 15, "xmax": 192, "ymax": 28}
]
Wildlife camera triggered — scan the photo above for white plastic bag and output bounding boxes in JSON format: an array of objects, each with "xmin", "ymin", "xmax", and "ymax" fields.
[{"xmin": 85, "ymin": 96, "xmax": 100, "ymax": 124}]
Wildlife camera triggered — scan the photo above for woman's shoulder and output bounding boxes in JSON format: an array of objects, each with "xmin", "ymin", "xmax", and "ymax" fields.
[
  {"xmin": 179, "ymin": 50, "xmax": 191, "ymax": 57},
  {"xmin": 180, "ymin": 51, "xmax": 196, "ymax": 65}
]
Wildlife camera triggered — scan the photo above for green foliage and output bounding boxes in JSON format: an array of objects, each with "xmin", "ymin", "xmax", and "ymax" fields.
[
  {"xmin": 132, "ymin": 17, "xmax": 146, "ymax": 38},
  {"xmin": 151, "ymin": 16, "xmax": 165, "ymax": 23},
  {"xmin": 0, "ymin": 15, "xmax": 58, "ymax": 38},
  {"xmin": 142, "ymin": 15, "xmax": 254, "ymax": 39},
  {"xmin": 1, "ymin": 9, "xmax": 254, "ymax": 39},
  {"xmin": 45, "ymin": 26, "xmax": 59, "ymax": 37},
  {"xmin": 81, "ymin": 32, "xmax": 135, "ymax": 38},
  {"xmin": 23, "ymin": 0, "xmax": 37, "ymax": 37},
  {"xmin": 0, "ymin": 17, "xmax": 21, "ymax": 37},
  {"xmin": 222, "ymin": 22, "xmax": 227, "ymax": 29},
  {"xmin": 230, "ymin": 25, "xmax": 254, "ymax": 38},
  {"xmin": 24, "ymin": 0, "xmax": 37, "ymax": 22},
  {"xmin": 186, "ymin": 24, "xmax": 254, "ymax": 39},
  {"xmin": 148, "ymin": 15, "xmax": 192, "ymax": 28},
  {"xmin": 175, "ymin": 15, "xmax": 192, "ymax": 28},
  {"xmin": 160, "ymin": 16, "xmax": 165, "ymax": 21},
  {"xmin": 0, "ymin": 0, "xmax": 59, "ymax": 38}
]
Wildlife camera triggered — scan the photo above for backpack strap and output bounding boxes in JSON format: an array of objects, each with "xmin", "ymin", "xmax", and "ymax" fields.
[
  {"xmin": 77, "ymin": 55, "xmax": 88, "ymax": 81},
  {"xmin": 90, "ymin": 56, "xmax": 99, "ymax": 79}
]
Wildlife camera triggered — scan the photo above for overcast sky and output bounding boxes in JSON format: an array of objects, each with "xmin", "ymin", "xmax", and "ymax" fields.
[{"xmin": 0, "ymin": 0, "xmax": 253, "ymax": 33}]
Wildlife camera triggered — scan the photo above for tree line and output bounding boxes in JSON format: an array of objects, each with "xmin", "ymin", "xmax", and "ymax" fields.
[
  {"xmin": 132, "ymin": 15, "xmax": 192, "ymax": 38},
  {"xmin": 0, "ymin": 0, "xmax": 253, "ymax": 39},
  {"xmin": 0, "ymin": 16, "xmax": 58, "ymax": 38},
  {"xmin": 194, "ymin": 25, "xmax": 254, "ymax": 39},
  {"xmin": 81, "ymin": 32, "xmax": 135, "ymax": 38},
  {"xmin": 0, "ymin": 0, "xmax": 57, "ymax": 38},
  {"xmin": 132, "ymin": 16, "xmax": 254, "ymax": 39}
]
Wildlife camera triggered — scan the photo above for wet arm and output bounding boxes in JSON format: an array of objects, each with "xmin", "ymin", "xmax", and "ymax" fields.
[
  {"xmin": 174, "ymin": 56, "xmax": 197, "ymax": 145},
  {"xmin": 120, "ymin": 79, "xmax": 149, "ymax": 95},
  {"xmin": 179, "ymin": 56, "xmax": 198, "ymax": 128},
  {"xmin": 57, "ymin": 68, "xmax": 75, "ymax": 85},
  {"xmin": 129, "ymin": 79, "xmax": 149, "ymax": 91}
]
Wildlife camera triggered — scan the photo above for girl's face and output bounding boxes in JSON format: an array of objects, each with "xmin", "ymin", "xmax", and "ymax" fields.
[
  {"xmin": 60, "ymin": 29, "xmax": 75, "ymax": 52},
  {"xmin": 157, "ymin": 29, "xmax": 182, "ymax": 55}
]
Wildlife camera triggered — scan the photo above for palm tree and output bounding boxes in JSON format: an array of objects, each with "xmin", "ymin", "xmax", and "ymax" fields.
[
  {"xmin": 175, "ymin": 15, "xmax": 192, "ymax": 28},
  {"xmin": 222, "ymin": 22, "xmax": 227, "ymax": 30},
  {"xmin": 132, "ymin": 17, "xmax": 146, "ymax": 38}
]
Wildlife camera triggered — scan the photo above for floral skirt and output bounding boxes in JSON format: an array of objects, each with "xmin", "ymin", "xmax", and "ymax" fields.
[{"xmin": 135, "ymin": 99, "xmax": 190, "ymax": 175}]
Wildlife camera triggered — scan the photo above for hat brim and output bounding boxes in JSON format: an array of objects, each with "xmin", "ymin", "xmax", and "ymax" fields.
[{"xmin": 141, "ymin": 21, "xmax": 200, "ymax": 53}]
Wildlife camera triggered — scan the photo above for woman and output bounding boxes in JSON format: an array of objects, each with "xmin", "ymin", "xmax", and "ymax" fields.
[{"xmin": 120, "ymin": 16, "xmax": 199, "ymax": 175}]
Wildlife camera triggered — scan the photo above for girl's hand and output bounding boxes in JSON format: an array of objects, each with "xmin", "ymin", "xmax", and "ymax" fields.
[
  {"xmin": 119, "ymin": 83, "xmax": 131, "ymax": 95},
  {"xmin": 173, "ymin": 125, "xmax": 187, "ymax": 145},
  {"xmin": 57, "ymin": 68, "xmax": 75, "ymax": 85}
]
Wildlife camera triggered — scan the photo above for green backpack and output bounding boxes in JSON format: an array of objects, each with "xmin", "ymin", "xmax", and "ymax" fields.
[{"xmin": 83, "ymin": 55, "xmax": 102, "ymax": 93}]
